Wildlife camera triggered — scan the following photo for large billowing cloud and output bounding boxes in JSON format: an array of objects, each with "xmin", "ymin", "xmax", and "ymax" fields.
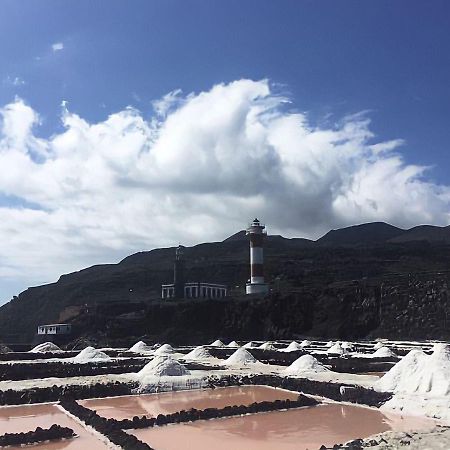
[{"xmin": 0, "ymin": 79, "xmax": 449, "ymax": 297}]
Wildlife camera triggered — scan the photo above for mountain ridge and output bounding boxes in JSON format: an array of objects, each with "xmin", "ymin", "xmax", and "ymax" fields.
[{"xmin": 1, "ymin": 220, "xmax": 449, "ymax": 343}]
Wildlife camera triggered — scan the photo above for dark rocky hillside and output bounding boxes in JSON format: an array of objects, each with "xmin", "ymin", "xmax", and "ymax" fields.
[{"xmin": 0, "ymin": 222, "xmax": 449, "ymax": 345}]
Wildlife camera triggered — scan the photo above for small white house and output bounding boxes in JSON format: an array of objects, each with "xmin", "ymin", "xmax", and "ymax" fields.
[{"xmin": 37, "ymin": 323, "xmax": 72, "ymax": 335}]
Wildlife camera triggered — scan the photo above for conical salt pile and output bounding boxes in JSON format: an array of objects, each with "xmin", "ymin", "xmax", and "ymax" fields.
[
  {"xmin": 225, "ymin": 348, "xmax": 258, "ymax": 365},
  {"xmin": 227, "ymin": 341, "xmax": 239, "ymax": 348},
  {"xmin": 341, "ymin": 341, "xmax": 354, "ymax": 350},
  {"xmin": 283, "ymin": 355, "xmax": 329, "ymax": 375},
  {"xmin": 129, "ymin": 341, "xmax": 153, "ymax": 353},
  {"xmin": 327, "ymin": 342, "xmax": 345, "ymax": 355},
  {"xmin": 374, "ymin": 341, "xmax": 385, "ymax": 350},
  {"xmin": 243, "ymin": 341, "xmax": 255, "ymax": 348},
  {"xmin": 300, "ymin": 339, "xmax": 312, "ymax": 348},
  {"xmin": 185, "ymin": 346, "xmax": 212, "ymax": 360},
  {"xmin": 153, "ymin": 343, "xmax": 174, "ymax": 355},
  {"xmin": 258, "ymin": 342, "xmax": 277, "ymax": 351},
  {"xmin": 375, "ymin": 345, "xmax": 450, "ymax": 396},
  {"xmin": 138, "ymin": 355, "xmax": 190, "ymax": 377},
  {"xmin": 283, "ymin": 341, "xmax": 303, "ymax": 352},
  {"xmin": 210, "ymin": 339, "xmax": 225, "ymax": 347},
  {"xmin": 373, "ymin": 346, "xmax": 396, "ymax": 358},
  {"xmin": 30, "ymin": 342, "xmax": 62, "ymax": 353},
  {"xmin": 74, "ymin": 346, "xmax": 111, "ymax": 362}
]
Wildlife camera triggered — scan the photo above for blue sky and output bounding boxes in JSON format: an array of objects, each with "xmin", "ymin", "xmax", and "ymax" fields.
[{"xmin": 0, "ymin": 1, "xmax": 450, "ymax": 303}]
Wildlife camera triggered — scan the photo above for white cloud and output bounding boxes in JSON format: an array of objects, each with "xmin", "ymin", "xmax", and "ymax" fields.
[
  {"xmin": 52, "ymin": 42, "xmax": 64, "ymax": 52},
  {"xmin": 0, "ymin": 79, "xmax": 449, "ymax": 299}
]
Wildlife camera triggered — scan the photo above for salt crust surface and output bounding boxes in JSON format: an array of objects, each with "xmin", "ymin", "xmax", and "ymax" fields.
[
  {"xmin": 153, "ymin": 344, "xmax": 174, "ymax": 355},
  {"xmin": 138, "ymin": 355, "xmax": 190, "ymax": 377},
  {"xmin": 184, "ymin": 346, "xmax": 212, "ymax": 360},
  {"xmin": 225, "ymin": 348, "xmax": 258, "ymax": 365},
  {"xmin": 129, "ymin": 341, "xmax": 153, "ymax": 353},
  {"xmin": 283, "ymin": 355, "xmax": 329, "ymax": 375},
  {"xmin": 73, "ymin": 347, "xmax": 111, "ymax": 363},
  {"xmin": 282, "ymin": 341, "xmax": 303, "ymax": 352},
  {"xmin": 29, "ymin": 342, "xmax": 62, "ymax": 353}
]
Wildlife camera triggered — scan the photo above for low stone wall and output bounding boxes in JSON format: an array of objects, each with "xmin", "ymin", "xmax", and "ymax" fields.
[
  {"xmin": 0, "ymin": 424, "xmax": 75, "ymax": 447},
  {"xmin": 207, "ymin": 374, "xmax": 392, "ymax": 407},
  {"xmin": 0, "ymin": 358, "xmax": 148, "ymax": 381},
  {"xmin": 0, "ymin": 381, "xmax": 136, "ymax": 405},
  {"xmin": 0, "ymin": 351, "xmax": 78, "ymax": 361}
]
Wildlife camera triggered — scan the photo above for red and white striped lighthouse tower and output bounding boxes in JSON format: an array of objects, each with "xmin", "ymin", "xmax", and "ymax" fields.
[{"xmin": 246, "ymin": 218, "xmax": 269, "ymax": 295}]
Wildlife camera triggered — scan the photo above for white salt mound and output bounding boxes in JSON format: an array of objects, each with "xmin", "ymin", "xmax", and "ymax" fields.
[
  {"xmin": 210, "ymin": 339, "xmax": 225, "ymax": 347},
  {"xmin": 227, "ymin": 341, "xmax": 239, "ymax": 348},
  {"xmin": 185, "ymin": 346, "xmax": 212, "ymax": 360},
  {"xmin": 325, "ymin": 341, "xmax": 334, "ymax": 348},
  {"xmin": 373, "ymin": 346, "xmax": 396, "ymax": 358},
  {"xmin": 153, "ymin": 343, "xmax": 174, "ymax": 355},
  {"xmin": 374, "ymin": 341, "xmax": 385, "ymax": 350},
  {"xmin": 341, "ymin": 341, "xmax": 354, "ymax": 350},
  {"xmin": 258, "ymin": 342, "xmax": 277, "ymax": 351},
  {"xmin": 243, "ymin": 342, "xmax": 255, "ymax": 348},
  {"xmin": 30, "ymin": 342, "xmax": 62, "ymax": 353},
  {"xmin": 74, "ymin": 346, "xmax": 111, "ymax": 362},
  {"xmin": 283, "ymin": 355, "xmax": 329, "ymax": 375},
  {"xmin": 283, "ymin": 341, "xmax": 303, "ymax": 352},
  {"xmin": 375, "ymin": 345, "xmax": 450, "ymax": 396},
  {"xmin": 129, "ymin": 341, "xmax": 153, "ymax": 353},
  {"xmin": 300, "ymin": 339, "xmax": 312, "ymax": 348},
  {"xmin": 138, "ymin": 355, "xmax": 190, "ymax": 377},
  {"xmin": 225, "ymin": 348, "xmax": 258, "ymax": 365},
  {"xmin": 327, "ymin": 342, "xmax": 346, "ymax": 355}
]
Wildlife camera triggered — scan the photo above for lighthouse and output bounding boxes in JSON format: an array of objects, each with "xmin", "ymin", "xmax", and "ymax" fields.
[{"xmin": 246, "ymin": 218, "xmax": 269, "ymax": 295}]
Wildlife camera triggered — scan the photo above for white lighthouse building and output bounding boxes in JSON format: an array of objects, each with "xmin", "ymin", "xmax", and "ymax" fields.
[{"xmin": 246, "ymin": 218, "xmax": 269, "ymax": 295}]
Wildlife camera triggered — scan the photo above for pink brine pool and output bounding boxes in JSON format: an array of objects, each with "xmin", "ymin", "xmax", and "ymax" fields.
[
  {"xmin": 0, "ymin": 403, "xmax": 108, "ymax": 449},
  {"xmin": 129, "ymin": 402, "xmax": 434, "ymax": 450},
  {"xmin": 82, "ymin": 385, "xmax": 300, "ymax": 420}
]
